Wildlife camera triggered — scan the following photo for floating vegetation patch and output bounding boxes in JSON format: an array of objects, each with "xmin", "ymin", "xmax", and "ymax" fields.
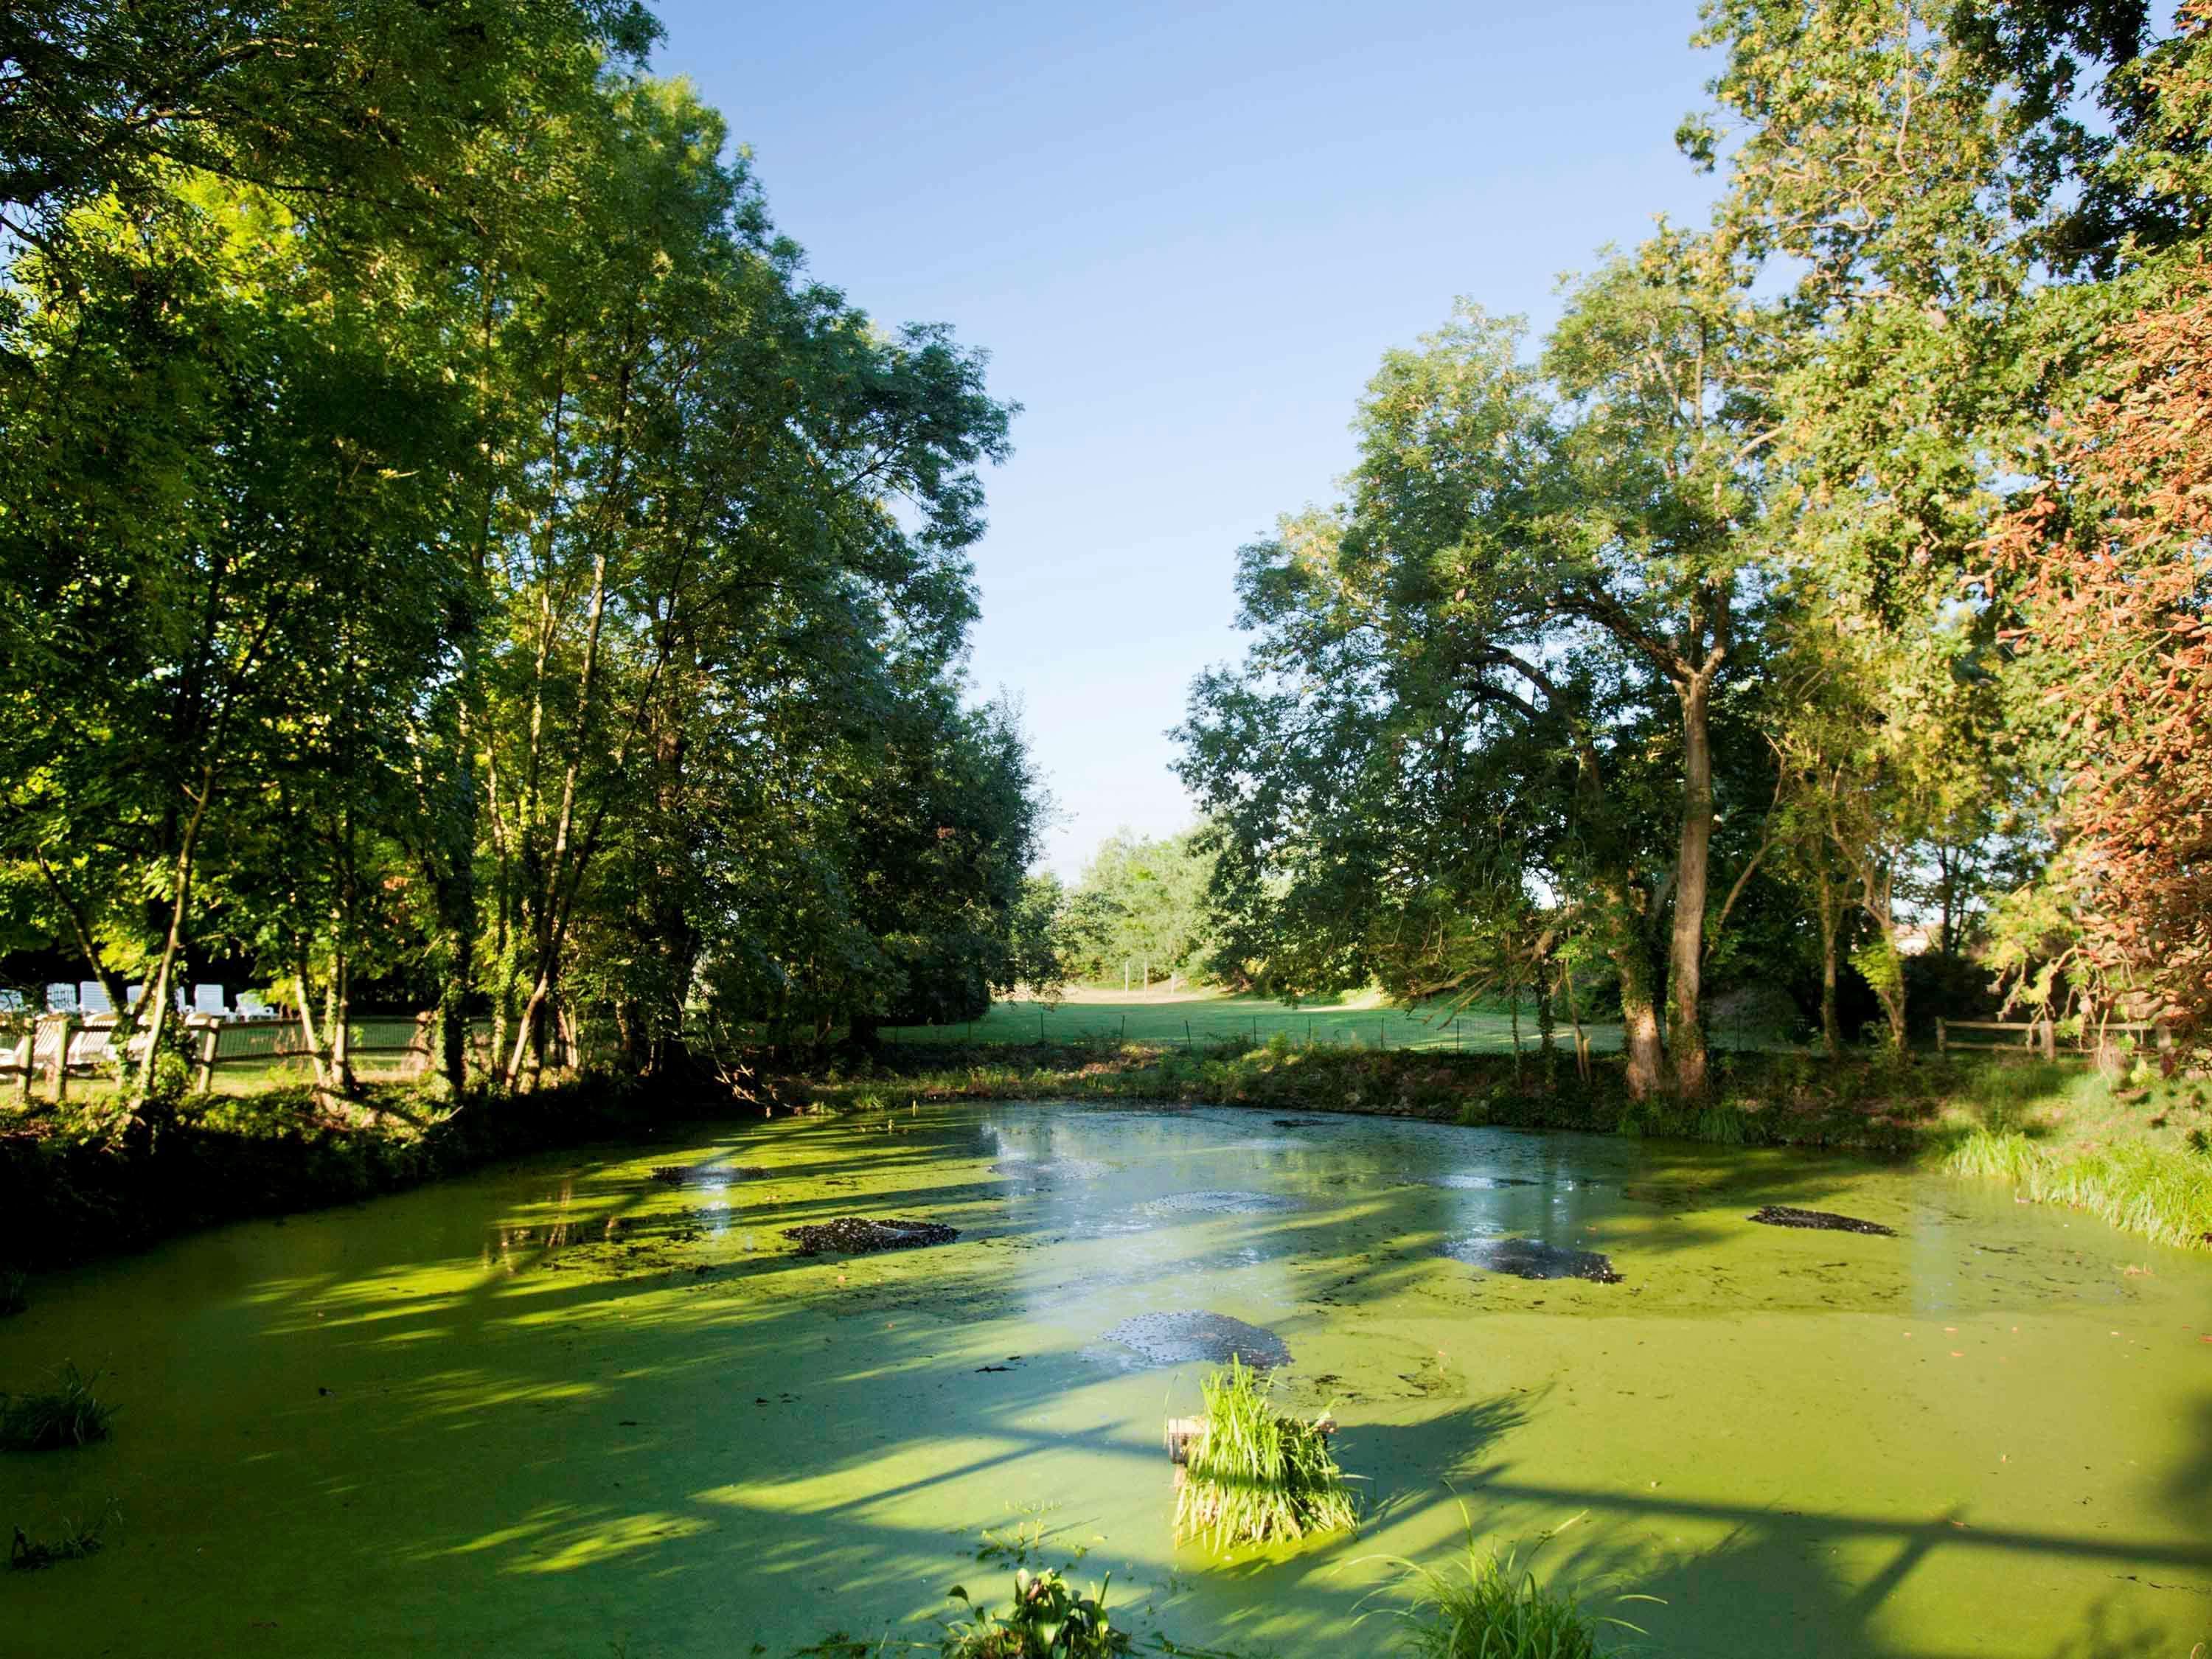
[
  {"xmin": 647, "ymin": 1164, "xmax": 767, "ymax": 1187},
  {"xmin": 1446, "ymin": 1237, "xmax": 1624, "ymax": 1284},
  {"xmin": 782, "ymin": 1217, "xmax": 959, "ymax": 1257},
  {"xmin": 1173, "ymin": 1357, "xmax": 1356, "ymax": 1553},
  {"xmin": 1141, "ymin": 1189, "xmax": 1301, "ymax": 1217},
  {"xmin": 0, "ymin": 1364, "xmax": 116, "ymax": 1451},
  {"xmin": 1749, "ymin": 1205, "xmax": 1896, "ymax": 1237},
  {"xmin": 1105, "ymin": 1311, "xmax": 1291, "ymax": 1368}
]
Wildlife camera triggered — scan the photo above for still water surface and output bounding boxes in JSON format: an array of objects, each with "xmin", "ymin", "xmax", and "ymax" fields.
[{"xmin": 3, "ymin": 1102, "xmax": 2208, "ymax": 1656}]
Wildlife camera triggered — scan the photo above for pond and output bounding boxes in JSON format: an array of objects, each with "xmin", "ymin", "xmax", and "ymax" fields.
[{"xmin": 3, "ymin": 1102, "xmax": 2208, "ymax": 1656}]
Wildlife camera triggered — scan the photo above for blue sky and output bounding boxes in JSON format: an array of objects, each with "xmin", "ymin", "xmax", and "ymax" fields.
[{"xmin": 650, "ymin": 1, "xmax": 1725, "ymax": 877}]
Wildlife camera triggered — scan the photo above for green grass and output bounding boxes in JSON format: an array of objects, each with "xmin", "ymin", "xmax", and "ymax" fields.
[
  {"xmin": 1174, "ymin": 1357, "xmax": 1357, "ymax": 1554},
  {"xmin": 1944, "ymin": 1127, "xmax": 2212, "ymax": 1251},
  {"xmin": 880, "ymin": 989, "xmax": 1618, "ymax": 1056},
  {"xmin": 1373, "ymin": 1518, "xmax": 1652, "ymax": 1658},
  {"xmin": 0, "ymin": 1363, "xmax": 116, "ymax": 1452}
]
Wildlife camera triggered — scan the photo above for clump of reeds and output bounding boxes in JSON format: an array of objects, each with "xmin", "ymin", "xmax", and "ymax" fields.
[
  {"xmin": 0, "ymin": 1363, "xmax": 116, "ymax": 1451},
  {"xmin": 1173, "ymin": 1357, "xmax": 1356, "ymax": 1553},
  {"xmin": 1374, "ymin": 1516, "xmax": 1652, "ymax": 1658},
  {"xmin": 0, "ymin": 1268, "xmax": 26, "ymax": 1317},
  {"xmin": 9, "ymin": 1503, "xmax": 116, "ymax": 1571}
]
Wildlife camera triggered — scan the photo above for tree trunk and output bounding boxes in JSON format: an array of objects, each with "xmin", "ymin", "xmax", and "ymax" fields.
[
  {"xmin": 1816, "ymin": 867, "xmax": 1842, "ymax": 1062},
  {"xmin": 1666, "ymin": 673, "xmax": 1716, "ymax": 1098},
  {"xmin": 1594, "ymin": 875, "xmax": 1666, "ymax": 1098},
  {"xmin": 439, "ymin": 914, "xmax": 473, "ymax": 1094},
  {"xmin": 1863, "ymin": 866, "xmax": 1909, "ymax": 1048},
  {"xmin": 131, "ymin": 772, "xmax": 215, "ymax": 1113}
]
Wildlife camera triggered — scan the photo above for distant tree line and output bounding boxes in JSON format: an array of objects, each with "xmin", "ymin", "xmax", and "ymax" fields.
[
  {"xmin": 1048, "ymin": 829, "xmax": 1220, "ymax": 990},
  {"xmin": 0, "ymin": 1, "xmax": 1049, "ymax": 1111},
  {"xmin": 1177, "ymin": 1, "xmax": 2212, "ymax": 1096}
]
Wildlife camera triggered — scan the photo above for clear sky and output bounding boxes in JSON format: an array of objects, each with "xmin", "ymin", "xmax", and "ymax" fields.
[{"xmin": 649, "ymin": 1, "xmax": 1725, "ymax": 878}]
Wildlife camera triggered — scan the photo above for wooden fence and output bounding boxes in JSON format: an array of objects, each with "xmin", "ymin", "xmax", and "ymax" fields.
[
  {"xmin": 2, "ymin": 1012, "xmax": 435, "ymax": 1103},
  {"xmin": 1935, "ymin": 1017, "xmax": 2164, "ymax": 1060}
]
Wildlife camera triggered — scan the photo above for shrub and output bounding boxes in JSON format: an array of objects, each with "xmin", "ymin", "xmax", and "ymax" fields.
[
  {"xmin": 0, "ymin": 1363, "xmax": 116, "ymax": 1451},
  {"xmin": 1174, "ymin": 1357, "xmax": 1357, "ymax": 1553}
]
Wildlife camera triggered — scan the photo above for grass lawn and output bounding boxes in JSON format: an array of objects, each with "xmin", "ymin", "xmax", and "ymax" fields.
[{"xmin": 880, "ymin": 985, "xmax": 1625, "ymax": 1053}]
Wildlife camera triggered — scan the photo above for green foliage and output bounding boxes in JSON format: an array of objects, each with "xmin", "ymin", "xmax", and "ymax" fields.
[
  {"xmin": 935, "ymin": 1568, "xmax": 1133, "ymax": 1658},
  {"xmin": 0, "ymin": 1364, "xmax": 115, "ymax": 1451},
  {"xmin": 0, "ymin": 4, "xmax": 1041, "ymax": 1107},
  {"xmin": 1173, "ymin": 1357, "xmax": 1356, "ymax": 1554}
]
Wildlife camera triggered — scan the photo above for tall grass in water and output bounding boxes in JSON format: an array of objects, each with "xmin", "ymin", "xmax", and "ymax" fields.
[
  {"xmin": 1374, "ymin": 1517, "xmax": 1652, "ymax": 1658},
  {"xmin": 1945, "ymin": 1128, "xmax": 2212, "ymax": 1251},
  {"xmin": 1175, "ymin": 1357, "xmax": 1356, "ymax": 1553},
  {"xmin": 0, "ymin": 1363, "xmax": 116, "ymax": 1451}
]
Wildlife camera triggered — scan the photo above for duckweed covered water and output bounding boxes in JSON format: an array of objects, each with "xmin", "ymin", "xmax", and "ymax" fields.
[{"xmin": 2, "ymin": 1102, "xmax": 2208, "ymax": 1656}]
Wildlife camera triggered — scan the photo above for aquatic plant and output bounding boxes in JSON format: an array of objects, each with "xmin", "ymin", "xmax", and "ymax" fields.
[
  {"xmin": 0, "ymin": 1363, "xmax": 116, "ymax": 1451},
  {"xmin": 1174, "ymin": 1357, "xmax": 1357, "ymax": 1553},
  {"xmin": 0, "ymin": 1267, "xmax": 26, "ymax": 1316},
  {"xmin": 941, "ymin": 1567, "xmax": 1132, "ymax": 1657},
  {"xmin": 1370, "ymin": 1517, "xmax": 1652, "ymax": 1658},
  {"xmin": 1945, "ymin": 1128, "xmax": 2212, "ymax": 1251},
  {"xmin": 8, "ymin": 1503, "xmax": 116, "ymax": 1571}
]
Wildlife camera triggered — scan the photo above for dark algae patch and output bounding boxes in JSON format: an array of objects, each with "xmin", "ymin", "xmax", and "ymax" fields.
[
  {"xmin": 648, "ymin": 1164, "xmax": 768, "ymax": 1186},
  {"xmin": 782, "ymin": 1217, "xmax": 959, "ymax": 1256},
  {"xmin": 1104, "ymin": 1311, "xmax": 1291, "ymax": 1368},
  {"xmin": 1750, "ymin": 1205, "xmax": 1897, "ymax": 1237},
  {"xmin": 1446, "ymin": 1236, "xmax": 1625, "ymax": 1283}
]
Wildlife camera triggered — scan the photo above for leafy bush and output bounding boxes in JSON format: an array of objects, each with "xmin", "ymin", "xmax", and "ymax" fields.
[
  {"xmin": 0, "ymin": 1363, "xmax": 116, "ymax": 1451},
  {"xmin": 1175, "ymin": 1357, "xmax": 1357, "ymax": 1553},
  {"xmin": 941, "ymin": 1568, "xmax": 1131, "ymax": 1657}
]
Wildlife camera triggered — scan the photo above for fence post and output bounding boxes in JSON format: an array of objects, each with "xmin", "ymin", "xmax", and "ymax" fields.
[
  {"xmin": 2040, "ymin": 1018, "xmax": 2056, "ymax": 1062},
  {"xmin": 1455, "ymin": 1019, "xmax": 1461, "ymax": 1054},
  {"xmin": 1184, "ymin": 1020, "xmax": 1192, "ymax": 1054},
  {"xmin": 9, "ymin": 1025, "xmax": 30, "ymax": 1105},
  {"xmin": 49, "ymin": 1012, "xmax": 73, "ymax": 1103},
  {"xmin": 191, "ymin": 1015, "xmax": 219, "ymax": 1094},
  {"xmin": 1380, "ymin": 1020, "xmax": 1386, "ymax": 1052},
  {"xmin": 1936, "ymin": 1018, "xmax": 1946, "ymax": 1055}
]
